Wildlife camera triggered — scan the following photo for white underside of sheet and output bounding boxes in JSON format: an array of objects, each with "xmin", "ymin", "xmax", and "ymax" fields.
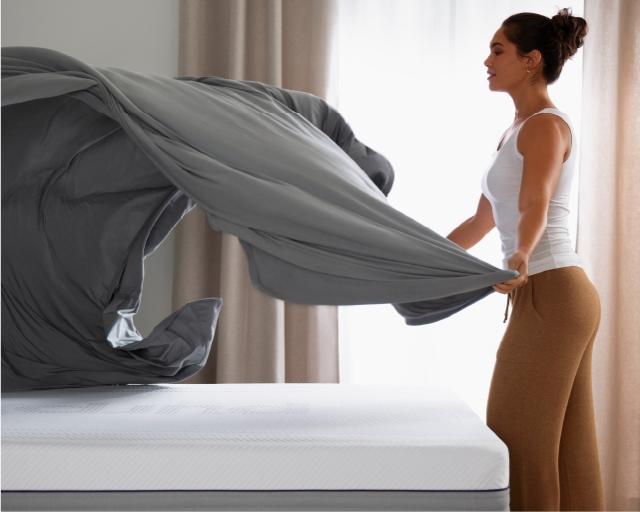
[{"xmin": 1, "ymin": 383, "xmax": 509, "ymax": 491}]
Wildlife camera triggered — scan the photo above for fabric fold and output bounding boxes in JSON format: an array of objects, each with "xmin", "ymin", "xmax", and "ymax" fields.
[{"xmin": 1, "ymin": 46, "xmax": 517, "ymax": 391}]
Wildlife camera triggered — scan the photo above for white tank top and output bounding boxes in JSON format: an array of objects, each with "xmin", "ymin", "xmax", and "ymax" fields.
[{"xmin": 480, "ymin": 107, "xmax": 584, "ymax": 276}]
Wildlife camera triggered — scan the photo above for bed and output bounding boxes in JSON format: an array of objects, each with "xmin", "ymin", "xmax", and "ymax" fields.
[{"xmin": 1, "ymin": 383, "xmax": 510, "ymax": 511}]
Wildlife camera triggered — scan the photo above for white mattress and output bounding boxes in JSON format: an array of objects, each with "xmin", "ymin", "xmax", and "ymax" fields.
[{"xmin": 1, "ymin": 383, "xmax": 509, "ymax": 492}]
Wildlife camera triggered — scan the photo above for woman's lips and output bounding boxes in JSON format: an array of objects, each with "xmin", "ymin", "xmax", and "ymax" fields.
[{"xmin": 488, "ymin": 74, "xmax": 496, "ymax": 80}]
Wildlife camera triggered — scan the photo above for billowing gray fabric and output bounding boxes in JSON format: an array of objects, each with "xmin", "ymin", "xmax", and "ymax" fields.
[{"xmin": 1, "ymin": 47, "xmax": 517, "ymax": 391}]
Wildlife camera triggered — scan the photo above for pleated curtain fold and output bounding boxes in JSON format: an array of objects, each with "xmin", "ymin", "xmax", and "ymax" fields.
[
  {"xmin": 173, "ymin": 0, "xmax": 339, "ymax": 384},
  {"xmin": 579, "ymin": 1, "xmax": 640, "ymax": 509}
]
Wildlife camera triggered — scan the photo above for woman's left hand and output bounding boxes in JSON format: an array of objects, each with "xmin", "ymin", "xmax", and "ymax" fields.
[{"xmin": 493, "ymin": 250, "xmax": 529, "ymax": 294}]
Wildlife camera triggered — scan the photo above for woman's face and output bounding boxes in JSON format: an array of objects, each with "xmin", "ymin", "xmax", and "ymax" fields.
[{"xmin": 484, "ymin": 27, "xmax": 530, "ymax": 92}]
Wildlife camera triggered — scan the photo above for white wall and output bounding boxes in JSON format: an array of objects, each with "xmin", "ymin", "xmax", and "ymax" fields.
[{"xmin": 2, "ymin": 0, "xmax": 180, "ymax": 336}]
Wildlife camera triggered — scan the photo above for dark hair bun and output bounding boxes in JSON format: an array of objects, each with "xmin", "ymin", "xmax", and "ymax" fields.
[{"xmin": 551, "ymin": 7, "xmax": 588, "ymax": 61}]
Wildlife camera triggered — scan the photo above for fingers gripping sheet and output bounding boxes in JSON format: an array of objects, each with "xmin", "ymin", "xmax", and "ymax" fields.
[{"xmin": 1, "ymin": 47, "xmax": 517, "ymax": 391}]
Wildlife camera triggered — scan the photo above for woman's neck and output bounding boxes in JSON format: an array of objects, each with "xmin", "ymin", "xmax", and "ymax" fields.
[{"xmin": 511, "ymin": 87, "xmax": 554, "ymax": 122}]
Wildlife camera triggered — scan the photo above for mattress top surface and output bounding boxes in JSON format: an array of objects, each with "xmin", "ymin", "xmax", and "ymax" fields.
[
  {"xmin": 2, "ymin": 383, "xmax": 495, "ymax": 444},
  {"xmin": 1, "ymin": 384, "xmax": 509, "ymax": 491}
]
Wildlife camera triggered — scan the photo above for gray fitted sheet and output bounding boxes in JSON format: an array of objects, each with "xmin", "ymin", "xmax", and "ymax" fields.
[{"xmin": 2, "ymin": 46, "xmax": 518, "ymax": 392}]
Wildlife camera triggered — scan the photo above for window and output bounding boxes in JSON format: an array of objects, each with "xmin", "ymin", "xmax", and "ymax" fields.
[{"xmin": 330, "ymin": 0, "xmax": 585, "ymax": 418}]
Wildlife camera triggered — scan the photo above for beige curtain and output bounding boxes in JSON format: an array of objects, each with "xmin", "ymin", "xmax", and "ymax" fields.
[
  {"xmin": 173, "ymin": 0, "xmax": 339, "ymax": 384},
  {"xmin": 578, "ymin": 1, "xmax": 640, "ymax": 509}
]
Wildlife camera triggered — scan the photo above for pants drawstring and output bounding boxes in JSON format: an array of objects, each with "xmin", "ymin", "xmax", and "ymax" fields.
[{"xmin": 503, "ymin": 291, "xmax": 513, "ymax": 323}]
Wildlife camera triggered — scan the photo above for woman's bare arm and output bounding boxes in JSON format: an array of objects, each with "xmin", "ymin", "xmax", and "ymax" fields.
[{"xmin": 446, "ymin": 194, "xmax": 495, "ymax": 250}]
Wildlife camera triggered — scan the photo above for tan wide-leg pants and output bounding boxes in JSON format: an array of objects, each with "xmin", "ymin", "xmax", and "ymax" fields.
[{"xmin": 486, "ymin": 265, "xmax": 605, "ymax": 511}]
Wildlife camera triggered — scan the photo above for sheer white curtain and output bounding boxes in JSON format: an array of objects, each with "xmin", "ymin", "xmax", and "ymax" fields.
[{"xmin": 329, "ymin": 0, "xmax": 584, "ymax": 418}]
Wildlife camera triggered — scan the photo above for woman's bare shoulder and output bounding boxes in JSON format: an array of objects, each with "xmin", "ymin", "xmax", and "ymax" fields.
[{"xmin": 516, "ymin": 113, "xmax": 571, "ymax": 160}]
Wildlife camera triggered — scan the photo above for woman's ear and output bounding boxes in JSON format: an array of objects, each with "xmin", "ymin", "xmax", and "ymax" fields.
[{"xmin": 526, "ymin": 49, "xmax": 543, "ymax": 70}]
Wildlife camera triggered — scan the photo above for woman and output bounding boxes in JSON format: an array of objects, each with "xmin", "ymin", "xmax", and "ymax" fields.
[{"xmin": 446, "ymin": 8, "xmax": 604, "ymax": 511}]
